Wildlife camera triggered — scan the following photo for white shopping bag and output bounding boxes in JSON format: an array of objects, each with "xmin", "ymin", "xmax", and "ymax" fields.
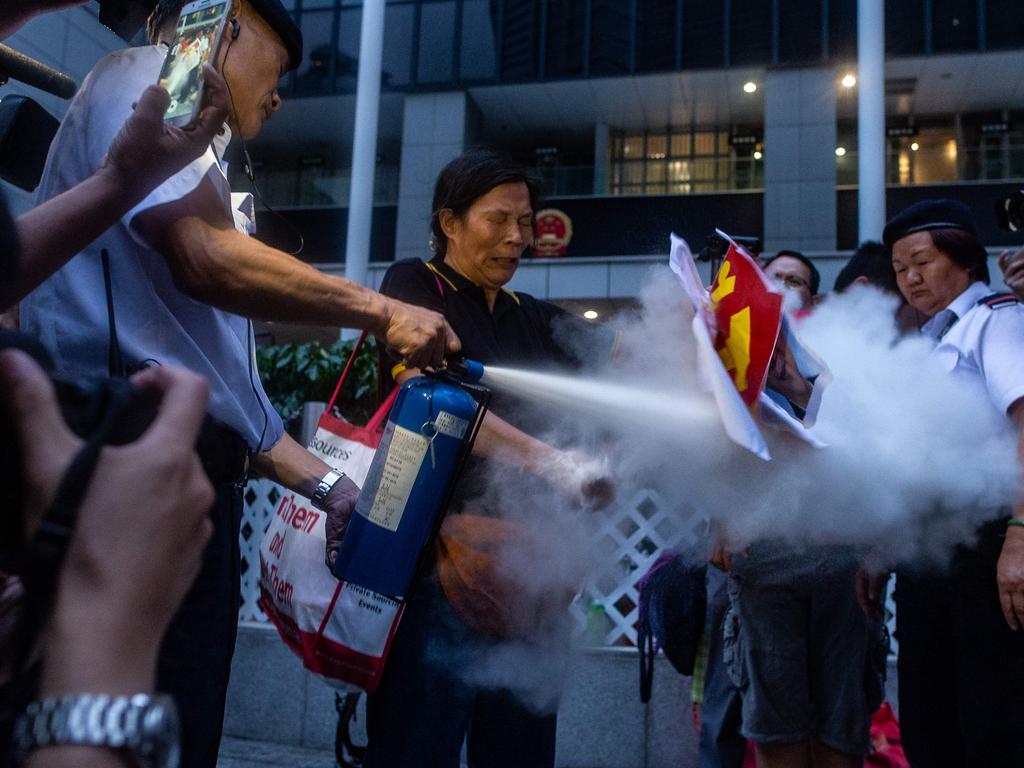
[{"xmin": 258, "ymin": 334, "xmax": 402, "ymax": 691}]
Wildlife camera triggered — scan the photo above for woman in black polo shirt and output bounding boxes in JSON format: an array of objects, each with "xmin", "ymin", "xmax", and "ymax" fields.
[{"xmin": 362, "ymin": 148, "xmax": 611, "ymax": 768}]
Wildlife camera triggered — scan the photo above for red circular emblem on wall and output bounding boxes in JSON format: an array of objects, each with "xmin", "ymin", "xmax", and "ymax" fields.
[{"xmin": 532, "ymin": 208, "xmax": 574, "ymax": 257}]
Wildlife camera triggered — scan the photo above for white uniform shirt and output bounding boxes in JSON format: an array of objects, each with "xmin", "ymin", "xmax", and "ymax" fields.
[
  {"xmin": 20, "ymin": 45, "xmax": 284, "ymax": 451},
  {"xmin": 922, "ymin": 281, "xmax": 1024, "ymax": 416}
]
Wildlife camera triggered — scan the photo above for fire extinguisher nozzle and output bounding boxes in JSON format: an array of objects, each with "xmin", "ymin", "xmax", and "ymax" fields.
[
  {"xmin": 443, "ymin": 357, "xmax": 485, "ymax": 383},
  {"xmin": 461, "ymin": 359, "xmax": 485, "ymax": 382}
]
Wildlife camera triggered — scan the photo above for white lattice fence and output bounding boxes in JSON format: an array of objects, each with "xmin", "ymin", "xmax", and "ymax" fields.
[
  {"xmin": 238, "ymin": 478, "xmax": 282, "ymax": 622},
  {"xmin": 237, "ymin": 481, "xmax": 899, "ymax": 650},
  {"xmin": 574, "ymin": 489, "xmax": 708, "ymax": 646}
]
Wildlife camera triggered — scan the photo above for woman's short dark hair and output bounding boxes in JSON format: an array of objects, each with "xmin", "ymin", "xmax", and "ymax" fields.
[
  {"xmin": 929, "ymin": 228, "xmax": 990, "ymax": 284},
  {"xmin": 430, "ymin": 147, "xmax": 542, "ymax": 257},
  {"xmin": 834, "ymin": 240, "xmax": 899, "ymax": 294}
]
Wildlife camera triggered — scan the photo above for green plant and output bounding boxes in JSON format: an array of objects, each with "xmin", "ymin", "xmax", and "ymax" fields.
[{"xmin": 256, "ymin": 336, "xmax": 379, "ymax": 435}]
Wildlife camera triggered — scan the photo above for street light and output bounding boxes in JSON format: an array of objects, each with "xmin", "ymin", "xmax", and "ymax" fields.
[
  {"xmin": 743, "ymin": 81, "xmax": 757, "ymax": 94},
  {"xmin": 841, "ymin": 73, "xmax": 857, "ymax": 88}
]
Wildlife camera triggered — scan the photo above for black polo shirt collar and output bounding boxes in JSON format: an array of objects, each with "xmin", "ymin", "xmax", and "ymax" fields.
[{"xmin": 426, "ymin": 255, "xmax": 522, "ymax": 315}]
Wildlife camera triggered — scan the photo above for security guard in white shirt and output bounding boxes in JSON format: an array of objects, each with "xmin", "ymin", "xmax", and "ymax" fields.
[{"xmin": 885, "ymin": 199, "xmax": 1024, "ymax": 768}]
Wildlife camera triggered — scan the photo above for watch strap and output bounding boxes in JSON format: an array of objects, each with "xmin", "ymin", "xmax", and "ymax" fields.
[
  {"xmin": 14, "ymin": 693, "xmax": 178, "ymax": 768},
  {"xmin": 311, "ymin": 468, "xmax": 345, "ymax": 511}
]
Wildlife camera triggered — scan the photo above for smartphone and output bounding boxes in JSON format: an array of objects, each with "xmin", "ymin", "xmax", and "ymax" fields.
[{"xmin": 157, "ymin": 0, "xmax": 230, "ymax": 127}]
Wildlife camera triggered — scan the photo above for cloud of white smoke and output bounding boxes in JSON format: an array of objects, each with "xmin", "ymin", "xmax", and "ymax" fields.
[{"xmin": 439, "ymin": 265, "xmax": 1021, "ymax": 706}]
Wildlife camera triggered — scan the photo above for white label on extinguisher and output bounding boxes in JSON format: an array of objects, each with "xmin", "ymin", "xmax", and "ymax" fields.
[
  {"xmin": 435, "ymin": 411, "xmax": 469, "ymax": 440},
  {"xmin": 366, "ymin": 425, "xmax": 429, "ymax": 532}
]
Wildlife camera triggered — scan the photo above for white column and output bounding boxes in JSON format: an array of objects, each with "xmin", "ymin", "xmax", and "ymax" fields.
[
  {"xmin": 857, "ymin": 0, "xmax": 886, "ymax": 244},
  {"xmin": 343, "ymin": 0, "xmax": 386, "ymax": 289}
]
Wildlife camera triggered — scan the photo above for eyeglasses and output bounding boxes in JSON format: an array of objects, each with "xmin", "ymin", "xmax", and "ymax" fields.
[{"xmin": 773, "ymin": 274, "xmax": 810, "ymax": 290}]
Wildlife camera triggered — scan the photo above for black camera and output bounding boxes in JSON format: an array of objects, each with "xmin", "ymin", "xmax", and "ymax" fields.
[
  {"xmin": 0, "ymin": 335, "xmax": 159, "ymax": 567},
  {"xmin": 995, "ymin": 190, "xmax": 1024, "ymax": 233},
  {"xmin": 697, "ymin": 232, "xmax": 762, "ymax": 274}
]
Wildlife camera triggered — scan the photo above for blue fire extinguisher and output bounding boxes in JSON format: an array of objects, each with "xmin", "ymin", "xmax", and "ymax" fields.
[{"xmin": 331, "ymin": 360, "xmax": 488, "ymax": 599}]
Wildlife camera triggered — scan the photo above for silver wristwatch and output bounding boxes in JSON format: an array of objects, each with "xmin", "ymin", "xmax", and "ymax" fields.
[
  {"xmin": 310, "ymin": 468, "xmax": 346, "ymax": 511},
  {"xmin": 14, "ymin": 693, "xmax": 180, "ymax": 768}
]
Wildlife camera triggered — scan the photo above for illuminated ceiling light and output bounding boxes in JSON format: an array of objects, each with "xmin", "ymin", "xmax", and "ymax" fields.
[
  {"xmin": 743, "ymin": 81, "xmax": 757, "ymax": 94},
  {"xmin": 835, "ymin": 146, "xmax": 847, "ymax": 157},
  {"xmin": 841, "ymin": 73, "xmax": 857, "ymax": 88},
  {"xmin": 753, "ymin": 150, "xmax": 763, "ymax": 160},
  {"xmin": 583, "ymin": 309, "xmax": 600, "ymax": 320},
  {"xmin": 910, "ymin": 142, "xmax": 920, "ymax": 151}
]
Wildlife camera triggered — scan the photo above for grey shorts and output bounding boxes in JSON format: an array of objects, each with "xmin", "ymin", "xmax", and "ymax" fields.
[{"xmin": 724, "ymin": 542, "xmax": 883, "ymax": 755}]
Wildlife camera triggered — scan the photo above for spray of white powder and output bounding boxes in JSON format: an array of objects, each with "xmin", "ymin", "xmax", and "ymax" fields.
[{"xmin": 436, "ymin": 266, "xmax": 1021, "ymax": 707}]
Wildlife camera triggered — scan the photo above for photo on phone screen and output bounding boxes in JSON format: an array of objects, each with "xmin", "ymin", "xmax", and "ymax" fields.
[{"xmin": 158, "ymin": 0, "xmax": 230, "ymax": 125}]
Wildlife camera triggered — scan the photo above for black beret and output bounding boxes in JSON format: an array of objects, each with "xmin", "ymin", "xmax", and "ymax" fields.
[
  {"xmin": 882, "ymin": 199, "xmax": 978, "ymax": 249},
  {"xmin": 249, "ymin": 0, "xmax": 303, "ymax": 72}
]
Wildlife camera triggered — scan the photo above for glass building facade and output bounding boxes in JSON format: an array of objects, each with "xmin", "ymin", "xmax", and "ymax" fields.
[
  {"xmin": 278, "ymin": 0, "xmax": 1023, "ymax": 96},
  {"xmin": 252, "ymin": 0, "xmax": 1024, "ymax": 210}
]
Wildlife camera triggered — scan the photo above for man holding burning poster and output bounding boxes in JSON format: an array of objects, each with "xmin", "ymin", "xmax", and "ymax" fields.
[{"xmin": 675, "ymin": 237, "xmax": 879, "ymax": 768}]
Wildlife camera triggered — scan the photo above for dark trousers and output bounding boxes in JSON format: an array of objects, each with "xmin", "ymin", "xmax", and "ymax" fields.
[
  {"xmin": 156, "ymin": 478, "xmax": 243, "ymax": 768},
  {"xmin": 366, "ymin": 577, "xmax": 557, "ymax": 768},
  {"xmin": 698, "ymin": 566, "xmax": 746, "ymax": 768},
  {"xmin": 896, "ymin": 523, "xmax": 1024, "ymax": 768}
]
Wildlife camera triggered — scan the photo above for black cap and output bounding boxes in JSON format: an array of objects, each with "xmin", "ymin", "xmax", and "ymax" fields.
[
  {"xmin": 248, "ymin": 0, "xmax": 303, "ymax": 72},
  {"xmin": 882, "ymin": 199, "xmax": 978, "ymax": 249}
]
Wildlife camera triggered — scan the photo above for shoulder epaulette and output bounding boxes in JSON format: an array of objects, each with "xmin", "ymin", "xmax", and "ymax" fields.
[{"xmin": 976, "ymin": 292, "xmax": 1020, "ymax": 310}]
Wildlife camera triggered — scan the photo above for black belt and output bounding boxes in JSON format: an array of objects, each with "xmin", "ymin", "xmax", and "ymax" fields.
[{"xmin": 196, "ymin": 419, "xmax": 249, "ymax": 486}]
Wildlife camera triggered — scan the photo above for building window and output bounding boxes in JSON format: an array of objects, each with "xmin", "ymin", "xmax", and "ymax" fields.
[
  {"xmin": 681, "ymin": 0, "xmax": 724, "ymax": 69},
  {"xmin": 460, "ymin": 0, "xmax": 500, "ymax": 80},
  {"xmin": 635, "ymin": 0, "xmax": 677, "ymax": 72},
  {"xmin": 778, "ymin": 0, "xmax": 822, "ymax": 63},
  {"xmin": 985, "ymin": 0, "xmax": 1024, "ymax": 51},
  {"xmin": 887, "ymin": 127, "xmax": 959, "ymax": 186},
  {"xmin": 609, "ymin": 127, "xmax": 762, "ymax": 196},
  {"xmin": 294, "ymin": 9, "xmax": 338, "ymax": 96},
  {"xmin": 885, "ymin": 0, "xmax": 925, "ymax": 56},
  {"xmin": 545, "ymin": 0, "xmax": 587, "ymax": 78},
  {"xmin": 730, "ymin": 0, "xmax": 772, "ymax": 66},
  {"xmin": 589, "ymin": 0, "xmax": 631, "ymax": 75},
  {"xmin": 843, "ymin": 112, "xmax": 1024, "ymax": 187},
  {"xmin": 417, "ymin": 1, "xmax": 457, "ymax": 83},
  {"xmin": 931, "ymin": 0, "xmax": 978, "ymax": 53},
  {"xmin": 500, "ymin": 0, "xmax": 540, "ymax": 81}
]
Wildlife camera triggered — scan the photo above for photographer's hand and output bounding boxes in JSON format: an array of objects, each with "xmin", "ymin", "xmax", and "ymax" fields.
[
  {"xmin": 0, "ymin": 351, "xmax": 214, "ymax": 697},
  {"xmin": 999, "ymin": 248, "xmax": 1024, "ymax": 302}
]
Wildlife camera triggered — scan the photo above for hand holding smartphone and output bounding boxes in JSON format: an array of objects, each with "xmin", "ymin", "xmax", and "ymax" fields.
[{"xmin": 157, "ymin": 0, "xmax": 231, "ymax": 127}]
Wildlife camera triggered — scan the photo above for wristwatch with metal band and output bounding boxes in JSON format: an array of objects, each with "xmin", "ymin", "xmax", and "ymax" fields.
[
  {"xmin": 310, "ymin": 468, "xmax": 346, "ymax": 511},
  {"xmin": 14, "ymin": 693, "xmax": 180, "ymax": 768}
]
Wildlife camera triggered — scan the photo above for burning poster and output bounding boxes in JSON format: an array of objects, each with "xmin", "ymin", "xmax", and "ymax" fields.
[{"xmin": 669, "ymin": 232, "xmax": 828, "ymax": 459}]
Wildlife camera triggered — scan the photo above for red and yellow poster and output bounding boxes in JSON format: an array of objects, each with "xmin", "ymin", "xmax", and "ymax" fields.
[{"xmin": 709, "ymin": 243, "xmax": 783, "ymax": 406}]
